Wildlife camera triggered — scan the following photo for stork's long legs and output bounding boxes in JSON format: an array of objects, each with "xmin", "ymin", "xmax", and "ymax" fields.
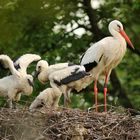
[
  {"xmin": 94, "ymin": 80, "xmax": 98, "ymax": 112},
  {"xmin": 104, "ymin": 73, "xmax": 109, "ymax": 112}
]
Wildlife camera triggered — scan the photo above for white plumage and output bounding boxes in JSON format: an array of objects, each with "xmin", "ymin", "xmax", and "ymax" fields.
[
  {"xmin": 0, "ymin": 55, "xmax": 21, "ymax": 77},
  {"xmin": 49, "ymin": 65, "xmax": 89, "ymax": 86},
  {"xmin": 14, "ymin": 54, "xmax": 41, "ymax": 75},
  {"xmin": 35, "ymin": 61, "xmax": 91, "ymax": 106},
  {"xmin": 0, "ymin": 54, "xmax": 41, "ymax": 108},
  {"xmin": 29, "ymin": 87, "xmax": 62, "ymax": 112},
  {"xmin": 80, "ymin": 20, "xmax": 134, "ymax": 112},
  {"xmin": 35, "ymin": 60, "xmax": 70, "ymax": 84},
  {"xmin": 48, "ymin": 65, "xmax": 91, "ymax": 106}
]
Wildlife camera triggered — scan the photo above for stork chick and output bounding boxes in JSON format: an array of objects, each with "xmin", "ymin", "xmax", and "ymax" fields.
[
  {"xmin": 48, "ymin": 65, "xmax": 91, "ymax": 107},
  {"xmin": 29, "ymin": 87, "xmax": 62, "ymax": 112},
  {"xmin": 34, "ymin": 60, "xmax": 72, "ymax": 84},
  {"xmin": 34, "ymin": 61, "xmax": 92, "ymax": 107},
  {"xmin": 0, "ymin": 54, "xmax": 41, "ymax": 108}
]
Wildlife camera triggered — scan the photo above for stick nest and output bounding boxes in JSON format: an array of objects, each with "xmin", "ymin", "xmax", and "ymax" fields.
[{"xmin": 0, "ymin": 106, "xmax": 140, "ymax": 140}]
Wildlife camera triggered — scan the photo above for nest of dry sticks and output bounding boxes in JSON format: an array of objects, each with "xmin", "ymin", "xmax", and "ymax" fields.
[{"xmin": 0, "ymin": 106, "xmax": 140, "ymax": 140}]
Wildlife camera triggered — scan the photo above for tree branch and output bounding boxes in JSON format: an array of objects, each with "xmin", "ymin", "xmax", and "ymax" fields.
[{"xmin": 83, "ymin": 0, "xmax": 106, "ymax": 41}]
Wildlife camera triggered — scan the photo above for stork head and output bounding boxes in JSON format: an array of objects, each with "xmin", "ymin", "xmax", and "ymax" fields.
[
  {"xmin": 109, "ymin": 20, "xmax": 134, "ymax": 49},
  {"xmin": 29, "ymin": 98, "xmax": 45, "ymax": 112},
  {"xmin": 20, "ymin": 74, "xmax": 34, "ymax": 95},
  {"xmin": 33, "ymin": 60, "xmax": 49, "ymax": 78},
  {"xmin": 109, "ymin": 20, "xmax": 123, "ymax": 32}
]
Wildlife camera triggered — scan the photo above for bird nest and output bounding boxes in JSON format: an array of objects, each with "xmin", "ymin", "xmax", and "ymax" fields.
[{"xmin": 0, "ymin": 106, "xmax": 140, "ymax": 140}]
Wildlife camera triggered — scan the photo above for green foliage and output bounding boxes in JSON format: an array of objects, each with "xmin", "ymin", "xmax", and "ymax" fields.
[{"xmin": 0, "ymin": 0, "xmax": 140, "ymax": 109}]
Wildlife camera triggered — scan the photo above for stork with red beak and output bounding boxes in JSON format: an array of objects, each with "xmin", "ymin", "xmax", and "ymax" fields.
[{"xmin": 80, "ymin": 20, "xmax": 134, "ymax": 112}]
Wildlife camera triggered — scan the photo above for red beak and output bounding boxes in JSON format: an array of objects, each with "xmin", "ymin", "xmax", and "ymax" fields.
[{"xmin": 119, "ymin": 29, "xmax": 135, "ymax": 49}]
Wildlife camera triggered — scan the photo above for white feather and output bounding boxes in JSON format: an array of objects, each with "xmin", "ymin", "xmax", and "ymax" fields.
[
  {"xmin": 48, "ymin": 65, "xmax": 86, "ymax": 82},
  {"xmin": 14, "ymin": 54, "xmax": 41, "ymax": 75},
  {"xmin": 80, "ymin": 21, "xmax": 127, "ymax": 79},
  {"xmin": 48, "ymin": 65, "xmax": 91, "ymax": 106},
  {"xmin": 0, "ymin": 55, "xmax": 20, "ymax": 77},
  {"xmin": 0, "ymin": 54, "xmax": 39, "ymax": 108},
  {"xmin": 36, "ymin": 61, "xmax": 91, "ymax": 106},
  {"xmin": 0, "ymin": 74, "xmax": 33, "ymax": 108},
  {"xmin": 36, "ymin": 60, "xmax": 70, "ymax": 84},
  {"xmin": 29, "ymin": 88, "xmax": 62, "ymax": 111},
  {"xmin": 80, "ymin": 20, "xmax": 134, "ymax": 111}
]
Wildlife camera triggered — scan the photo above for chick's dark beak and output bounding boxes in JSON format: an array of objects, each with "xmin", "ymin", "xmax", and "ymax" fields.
[
  {"xmin": 32, "ymin": 70, "xmax": 40, "ymax": 78},
  {"xmin": 28, "ymin": 79, "xmax": 34, "ymax": 87}
]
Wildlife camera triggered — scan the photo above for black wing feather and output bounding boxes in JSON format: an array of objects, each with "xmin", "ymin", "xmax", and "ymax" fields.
[
  {"xmin": 83, "ymin": 61, "xmax": 97, "ymax": 72},
  {"xmin": 14, "ymin": 63, "xmax": 21, "ymax": 70},
  {"xmin": 59, "ymin": 71, "xmax": 90, "ymax": 85},
  {"xmin": 83, "ymin": 54, "xmax": 103, "ymax": 72}
]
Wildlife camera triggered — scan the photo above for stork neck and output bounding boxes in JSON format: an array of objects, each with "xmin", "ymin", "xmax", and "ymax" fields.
[
  {"xmin": 8, "ymin": 60, "xmax": 20, "ymax": 76},
  {"xmin": 113, "ymin": 32, "xmax": 127, "ymax": 48},
  {"xmin": 109, "ymin": 28, "xmax": 126, "ymax": 49}
]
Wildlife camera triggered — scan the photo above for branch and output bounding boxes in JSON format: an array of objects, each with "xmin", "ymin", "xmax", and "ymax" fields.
[
  {"xmin": 69, "ymin": 24, "xmax": 91, "ymax": 33},
  {"xmin": 83, "ymin": 0, "xmax": 106, "ymax": 40},
  {"xmin": 62, "ymin": 24, "xmax": 91, "ymax": 38}
]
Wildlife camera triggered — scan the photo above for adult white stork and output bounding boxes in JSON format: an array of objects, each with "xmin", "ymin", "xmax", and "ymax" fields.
[
  {"xmin": 80, "ymin": 20, "xmax": 134, "ymax": 112},
  {"xmin": 0, "ymin": 54, "xmax": 41, "ymax": 108}
]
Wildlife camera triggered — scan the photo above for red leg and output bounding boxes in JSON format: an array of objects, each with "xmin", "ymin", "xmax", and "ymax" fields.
[
  {"xmin": 104, "ymin": 73, "xmax": 109, "ymax": 112},
  {"xmin": 94, "ymin": 80, "xmax": 98, "ymax": 112}
]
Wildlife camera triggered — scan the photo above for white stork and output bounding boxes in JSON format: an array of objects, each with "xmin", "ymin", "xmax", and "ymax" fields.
[
  {"xmin": 34, "ymin": 61, "xmax": 91, "ymax": 106},
  {"xmin": 48, "ymin": 65, "xmax": 91, "ymax": 106},
  {"xmin": 34, "ymin": 60, "xmax": 72, "ymax": 84},
  {"xmin": 80, "ymin": 20, "xmax": 134, "ymax": 112},
  {"xmin": 0, "ymin": 54, "xmax": 41, "ymax": 108},
  {"xmin": 29, "ymin": 87, "xmax": 62, "ymax": 112}
]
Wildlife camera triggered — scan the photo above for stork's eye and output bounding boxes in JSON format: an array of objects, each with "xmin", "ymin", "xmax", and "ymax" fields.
[
  {"xmin": 117, "ymin": 24, "xmax": 121, "ymax": 29},
  {"xmin": 38, "ymin": 66, "xmax": 41, "ymax": 71}
]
